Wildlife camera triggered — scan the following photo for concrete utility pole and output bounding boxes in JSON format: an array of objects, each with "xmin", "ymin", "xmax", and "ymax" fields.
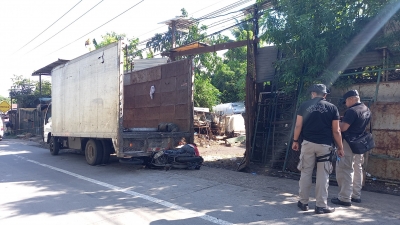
[
  {"xmin": 158, "ymin": 17, "xmax": 193, "ymax": 62},
  {"xmin": 171, "ymin": 20, "xmax": 177, "ymax": 49}
]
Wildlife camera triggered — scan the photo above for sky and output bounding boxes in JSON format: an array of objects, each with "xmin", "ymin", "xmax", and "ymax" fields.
[{"xmin": 0, "ymin": 0, "xmax": 254, "ymax": 97}]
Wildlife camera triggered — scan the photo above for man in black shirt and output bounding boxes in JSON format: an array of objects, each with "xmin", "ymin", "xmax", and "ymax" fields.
[
  {"xmin": 292, "ymin": 84, "xmax": 344, "ymax": 214},
  {"xmin": 332, "ymin": 90, "xmax": 371, "ymax": 206}
]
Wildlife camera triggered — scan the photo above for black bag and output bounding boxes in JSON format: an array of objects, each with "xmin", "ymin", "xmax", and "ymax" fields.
[
  {"xmin": 345, "ymin": 132, "xmax": 375, "ymax": 154},
  {"xmin": 316, "ymin": 147, "xmax": 338, "ymax": 163}
]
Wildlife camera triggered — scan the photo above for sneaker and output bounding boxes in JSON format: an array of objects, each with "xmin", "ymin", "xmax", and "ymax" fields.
[
  {"xmin": 331, "ymin": 197, "xmax": 352, "ymax": 206},
  {"xmin": 297, "ymin": 201, "xmax": 309, "ymax": 211},
  {"xmin": 351, "ymin": 198, "xmax": 361, "ymax": 203},
  {"xmin": 315, "ymin": 206, "xmax": 335, "ymax": 214}
]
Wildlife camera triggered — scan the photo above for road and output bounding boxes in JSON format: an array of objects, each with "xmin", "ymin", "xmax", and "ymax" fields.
[{"xmin": 1, "ymin": 139, "xmax": 400, "ymax": 225}]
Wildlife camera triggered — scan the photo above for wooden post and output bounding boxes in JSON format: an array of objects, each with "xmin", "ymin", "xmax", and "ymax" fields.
[{"xmin": 238, "ymin": 4, "xmax": 259, "ymax": 171}]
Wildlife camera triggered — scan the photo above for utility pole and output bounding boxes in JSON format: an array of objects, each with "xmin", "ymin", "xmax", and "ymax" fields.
[
  {"xmin": 171, "ymin": 20, "xmax": 177, "ymax": 49},
  {"xmin": 239, "ymin": 3, "xmax": 260, "ymax": 172},
  {"xmin": 170, "ymin": 20, "xmax": 177, "ymax": 61},
  {"xmin": 253, "ymin": 3, "xmax": 259, "ymax": 55},
  {"xmin": 158, "ymin": 17, "xmax": 192, "ymax": 62}
]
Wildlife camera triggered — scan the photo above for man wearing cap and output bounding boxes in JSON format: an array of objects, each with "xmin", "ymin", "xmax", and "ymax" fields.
[
  {"xmin": 331, "ymin": 90, "xmax": 371, "ymax": 206},
  {"xmin": 292, "ymin": 84, "xmax": 344, "ymax": 214}
]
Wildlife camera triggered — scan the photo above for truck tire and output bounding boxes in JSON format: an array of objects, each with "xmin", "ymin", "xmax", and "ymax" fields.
[
  {"xmin": 101, "ymin": 140, "xmax": 112, "ymax": 164},
  {"xmin": 85, "ymin": 139, "xmax": 104, "ymax": 166},
  {"xmin": 49, "ymin": 136, "xmax": 60, "ymax": 155}
]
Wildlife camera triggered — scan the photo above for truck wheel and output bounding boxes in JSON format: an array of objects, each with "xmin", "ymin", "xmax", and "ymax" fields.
[
  {"xmin": 49, "ymin": 136, "xmax": 60, "ymax": 155},
  {"xmin": 101, "ymin": 140, "xmax": 112, "ymax": 164},
  {"xmin": 85, "ymin": 139, "xmax": 104, "ymax": 166}
]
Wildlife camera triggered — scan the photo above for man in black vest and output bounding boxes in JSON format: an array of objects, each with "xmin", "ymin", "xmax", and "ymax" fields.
[
  {"xmin": 332, "ymin": 90, "xmax": 371, "ymax": 206},
  {"xmin": 292, "ymin": 84, "xmax": 344, "ymax": 214}
]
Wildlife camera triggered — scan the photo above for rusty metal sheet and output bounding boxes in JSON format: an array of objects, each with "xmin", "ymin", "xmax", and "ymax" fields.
[
  {"xmin": 373, "ymin": 130, "xmax": 400, "ymax": 158},
  {"xmin": 367, "ymin": 157, "xmax": 400, "ymax": 180},
  {"xmin": 367, "ymin": 102, "xmax": 400, "ymax": 180},
  {"xmin": 330, "ymin": 82, "xmax": 400, "ymax": 103},
  {"xmin": 346, "ymin": 51, "xmax": 382, "ymax": 70},
  {"xmin": 123, "ymin": 59, "xmax": 192, "ymax": 132},
  {"xmin": 371, "ymin": 103, "xmax": 400, "ymax": 130},
  {"xmin": 130, "ymin": 66, "xmax": 161, "ymax": 84}
]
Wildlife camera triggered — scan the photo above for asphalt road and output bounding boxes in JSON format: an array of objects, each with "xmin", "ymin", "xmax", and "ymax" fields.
[{"xmin": 1, "ymin": 139, "xmax": 400, "ymax": 225}]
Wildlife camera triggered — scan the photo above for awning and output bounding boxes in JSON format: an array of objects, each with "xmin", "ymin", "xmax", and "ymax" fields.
[{"xmin": 32, "ymin": 59, "xmax": 69, "ymax": 76}]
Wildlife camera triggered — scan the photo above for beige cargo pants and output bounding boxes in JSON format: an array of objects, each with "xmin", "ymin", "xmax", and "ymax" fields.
[
  {"xmin": 298, "ymin": 140, "xmax": 333, "ymax": 208},
  {"xmin": 336, "ymin": 140, "xmax": 364, "ymax": 202}
]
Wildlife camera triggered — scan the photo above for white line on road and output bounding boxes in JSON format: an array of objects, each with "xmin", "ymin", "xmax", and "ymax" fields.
[{"xmin": 14, "ymin": 155, "xmax": 234, "ymax": 225}]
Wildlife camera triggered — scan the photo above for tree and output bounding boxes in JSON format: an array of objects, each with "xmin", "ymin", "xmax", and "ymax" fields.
[
  {"xmin": 9, "ymin": 75, "xmax": 38, "ymax": 108},
  {"xmin": 34, "ymin": 80, "xmax": 51, "ymax": 98},
  {"xmin": 146, "ymin": 9, "xmax": 222, "ymax": 109},
  {"xmin": 259, "ymin": 0, "xmax": 400, "ymax": 93},
  {"xmin": 93, "ymin": 32, "xmax": 143, "ymax": 69},
  {"xmin": 0, "ymin": 95, "xmax": 9, "ymax": 103},
  {"xmin": 211, "ymin": 24, "xmax": 252, "ymax": 103}
]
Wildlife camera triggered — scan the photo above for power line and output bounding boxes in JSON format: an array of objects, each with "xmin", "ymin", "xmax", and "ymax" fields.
[
  {"xmin": 152, "ymin": 18, "xmax": 253, "ymax": 57},
  {"xmin": 137, "ymin": 1, "xmax": 250, "ymax": 47},
  {"xmin": 135, "ymin": 0, "xmax": 234, "ymax": 43},
  {"xmin": 14, "ymin": 0, "xmax": 83, "ymax": 54},
  {"xmin": 48, "ymin": 0, "xmax": 145, "ymax": 55},
  {"xmin": 106, "ymin": 0, "xmax": 255, "ymax": 57},
  {"xmin": 189, "ymin": 0, "xmax": 228, "ymax": 16},
  {"xmin": 26, "ymin": 0, "xmax": 104, "ymax": 55}
]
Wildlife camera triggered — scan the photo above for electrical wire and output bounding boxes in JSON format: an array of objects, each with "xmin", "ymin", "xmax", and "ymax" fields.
[
  {"xmin": 92, "ymin": 0, "xmax": 256, "ymax": 58},
  {"xmin": 196, "ymin": 0, "xmax": 252, "ymax": 21},
  {"xmin": 137, "ymin": 1, "xmax": 250, "ymax": 47},
  {"xmin": 48, "ymin": 0, "xmax": 145, "ymax": 55},
  {"xmin": 189, "ymin": 0, "xmax": 227, "ymax": 17},
  {"xmin": 13, "ymin": 0, "xmax": 83, "ymax": 54},
  {"xmin": 151, "ymin": 17, "xmax": 253, "ymax": 57},
  {"xmin": 134, "ymin": 4, "xmax": 254, "ymax": 56},
  {"xmin": 26, "ymin": 0, "xmax": 104, "ymax": 55},
  {"xmin": 135, "ymin": 0, "xmax": 234, "ymax": 43}
]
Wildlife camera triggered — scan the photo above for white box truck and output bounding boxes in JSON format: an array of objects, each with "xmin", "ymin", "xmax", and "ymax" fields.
[{"xmin": 44, "ymin": 41, "xmax": 194, "ymax": 165}]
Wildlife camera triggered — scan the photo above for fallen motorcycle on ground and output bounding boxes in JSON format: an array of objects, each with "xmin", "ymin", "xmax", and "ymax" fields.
[{"xmin": 149, "ymin": 144, "xmax": 204, "ymax": 170}]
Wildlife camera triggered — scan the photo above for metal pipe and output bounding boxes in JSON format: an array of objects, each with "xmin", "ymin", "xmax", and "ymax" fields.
[
  {"xmin": 374, "ymin": 68, "xmax": 382, "ymax": 102},
  {"xmin": 282, "ymin": 78, "xmax": 303, "ymax": 172}
]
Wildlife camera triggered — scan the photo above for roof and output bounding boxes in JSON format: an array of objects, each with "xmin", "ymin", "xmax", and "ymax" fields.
[
  {"xmin": 32, "ymin": 59, "xmax": 69, "ymax": 76},
  {"xmin": 161, "ymin": 42, "xmax": 209, "ymax": 57},
  {"xmin": 169, "ymin": 42, "xmax": 208, "ymax": 52},
  {"xmin": 158, "ymin": 16, "xmax": 194, "ymax": 32}
]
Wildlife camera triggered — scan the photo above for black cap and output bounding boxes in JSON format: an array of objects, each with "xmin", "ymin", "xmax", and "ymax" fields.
[
  {"xmin": 342, "ymin": 90, "xmax": 359, "ymax": 104},
  {"xmin": 309, "ymin": 84, "xmax": 329, "ymax": 94}
]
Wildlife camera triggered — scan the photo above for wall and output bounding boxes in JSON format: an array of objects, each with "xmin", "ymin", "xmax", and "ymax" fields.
[{"xmin": 331, "ymin": 81, "xmax": 400, "ymax": 180}]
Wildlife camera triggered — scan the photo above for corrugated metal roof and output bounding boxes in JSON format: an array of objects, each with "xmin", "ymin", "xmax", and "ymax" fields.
[
  {"xmin": 346, "ymin": 51, "xmax": 382, "ymax": 69},
  {"xmin": 32, "ymin": 59, "xmax": 69, "ymax": 76},
  {"xmin": 169, "ymin": 42, "xmax": 209, "ymax": 52}
]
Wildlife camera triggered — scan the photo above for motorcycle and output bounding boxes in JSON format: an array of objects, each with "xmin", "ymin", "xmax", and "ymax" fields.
[{"xmin": 149, "ymin": 144, "xmax": 204, "ymax": 170}]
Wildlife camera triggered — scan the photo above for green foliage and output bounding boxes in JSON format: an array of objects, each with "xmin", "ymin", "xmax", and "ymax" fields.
[
  {"xmin": 8, "ymin": 75, "xmax": 52, "ymax": 108},
  {"xmin": 259, "ymin": 0, "xmax": 399, "ymax": 94},
  {"xmin": 145, "ymin": 9, "xmax": 223, "ymax": 108},
  {"xmin": 193, "ymin": 74, "xmax": 220, "ymax": 109},
  {"xmin": 93, "ymin": 31, "xmax": 143, "ymax": 70},
  {"xmin": 144, "ymin": 9, "xmax": 253, "ymax": 107},
  {"xmin": 211, "ymin": 27, "xmax": 251, "ymax": 103},
  {"xmin": 34, "ymin": 80, "xmax": 51, "ymax": 97},
  {"xmin": 0, "ymin": 95, "xmax": 9, "ymax": 103},
  {"xmin": 93, "ymin": 31, "xmax": 125, "ymax": 49}
]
